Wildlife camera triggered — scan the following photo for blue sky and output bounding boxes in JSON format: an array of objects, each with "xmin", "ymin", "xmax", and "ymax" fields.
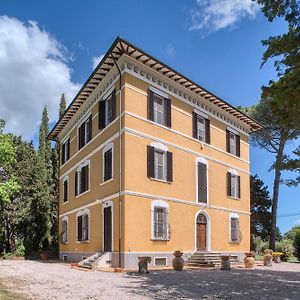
[{"xmin": 0, "ymin": 0, "xmax": 299, "ymax": 233}]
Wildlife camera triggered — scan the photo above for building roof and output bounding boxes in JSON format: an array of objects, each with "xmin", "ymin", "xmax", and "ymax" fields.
[{"xmin": 48, "ymin": 37, "xmax": 262, "ymax": 140}]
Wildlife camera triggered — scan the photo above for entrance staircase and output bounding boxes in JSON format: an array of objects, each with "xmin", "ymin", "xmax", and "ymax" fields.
[
  {"xmin": 78, "ymin": 252, "xmax": 111, "ymax": 270},
  {"xmin": 187, "ymin": 252, "xmax": 240, "ymax": 268}
]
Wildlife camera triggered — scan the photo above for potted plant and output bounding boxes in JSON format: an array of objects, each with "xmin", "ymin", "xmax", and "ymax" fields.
[
  {"xmin": 138, "ymin": 256, "xmax": 151, "ymax": 273},
  {"xmin": 244, "ymin": 252, "xmax": 255, "ymax": 268},
  {"xmin": 172, "ymin": 251, "xmax": 184, "ymax": 271},
  {"xmin": 273, "ymin": 252, "xmax": 283, "ymax": 263},
  {"xmin": 220, "ymin": 255, "xmax": 231, "ymax": 270},
  {"xmin": 263, "ymin": 249, "xmax": 273, "ymax": 267}
]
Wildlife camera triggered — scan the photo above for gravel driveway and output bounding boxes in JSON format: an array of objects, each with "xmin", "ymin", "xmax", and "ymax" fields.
[{"xmin": 1, "ymin": 260, "xmax": 300, "ymax": 300}]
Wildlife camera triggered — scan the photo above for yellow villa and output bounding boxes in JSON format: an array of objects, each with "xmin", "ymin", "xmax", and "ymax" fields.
[{"xmin": 49, "ymin": 37, "xmax": 261, "ymax": 269}]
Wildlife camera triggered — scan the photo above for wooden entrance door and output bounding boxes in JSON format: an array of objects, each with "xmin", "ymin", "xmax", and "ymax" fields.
[
  {"xmin": 196, "ymin": 214, "xmax": 207, "ymax": 251},
  {"xmin": 104, "ymin": 206, "xmax": 112, "ymax": 252}
]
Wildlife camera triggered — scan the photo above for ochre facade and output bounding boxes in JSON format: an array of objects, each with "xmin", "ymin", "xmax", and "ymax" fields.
[{"xmin": 52, "ymin": 39, "xmax": 259, "ymax": 268}]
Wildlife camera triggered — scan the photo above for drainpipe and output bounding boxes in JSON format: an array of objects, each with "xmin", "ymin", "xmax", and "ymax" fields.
[{"xmin": 112, "ymin": 56, "xmax": 122, "ymax": 268}]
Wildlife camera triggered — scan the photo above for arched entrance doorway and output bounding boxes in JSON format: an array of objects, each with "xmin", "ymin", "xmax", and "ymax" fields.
[{"xmin": 196, "ymin": 213, "xmax": 207, "ymax": 251}]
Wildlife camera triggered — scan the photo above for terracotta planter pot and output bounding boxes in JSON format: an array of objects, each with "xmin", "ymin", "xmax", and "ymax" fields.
[
  {"xmin": 172, "ymin": 251, "xmax": 184, "ymax": 271},
  {"xmin": 138, "ymin": 256, "xmax": 151, "ymax": 273},
  {"xmin": 263, "ymin": 254, "xmax": 272, "ymax": 267},
  {"xmin": 273, "ymin": 256, "xmax": 281, "ymax": 263},
  {"xmin": 220, "ymin": 255, "xmax": 231, "ymax": 270},
  {"xmin": 244, "ymin": 253, "xmax": 255, "ymax": 268}
]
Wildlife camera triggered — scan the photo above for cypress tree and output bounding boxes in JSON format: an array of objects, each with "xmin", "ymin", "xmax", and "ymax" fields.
[{"xmin": 51, "ymin": 94, "xmax": 67, "ymax": 253}]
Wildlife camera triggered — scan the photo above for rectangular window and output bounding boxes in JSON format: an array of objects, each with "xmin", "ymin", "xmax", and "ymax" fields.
[
  {"xmin": 153, "ymin": 207, "xmax": 168, "ymax": 240},
  {"xmin": 154, "ymin": 150, "xmax": 165, "ymax": 180},
  {"xmin": 62, "ymin": 219, "xmax": 68, "ymax": 243},
  {"xmin": 147, "ymin": 146, "xmax": 173, "ymax": 182},
  {"xmin": 63, "ymin": 179, "xmax": 68, "ymax": 202},
  {"xmin": 227, "ymin": 172, "xmax": 241, "ymax": 199},
  {"xmin": 198, "ymin": 162, "xmax": 208, "ymax": 203},
  {"xmin": 77, "ymin": 213, "xmax": 89, "ymax": 242},
  {"xmin": 230, "ymin": 218, "xmax": 240, "ymax": 242},
  {"xmin": 76, "ymin": 164, "xmax": 89, "ymax": 196},
  {"xmin": 78, "ymin": 115, "xmax": 92, "ymax": 150},
  {"xmin": 226, "ymin": 130, "xmax": 240, "ymax": 157},
  {"xmin": 61, "ymin": 138, "xmax": 70, "ymax": 165},
  {"xmin": 104, "ymin": 148, "xmax": 113, "ymax": 181},
  {"xmin": 193, "ymin": 113, "xmax": 210, "ymax": 144},
  {"xmin": 99, "ymin": 90, "xmax": 116, "ymax": 129},
  {"xmin": 148, "ymin": 90, "xmax": 171, "ymax": 127}
]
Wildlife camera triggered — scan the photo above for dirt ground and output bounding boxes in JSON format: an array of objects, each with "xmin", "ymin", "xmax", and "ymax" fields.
[{"xmin": 0, "ymin": 260, "xmax": 300, "ymax": 300}]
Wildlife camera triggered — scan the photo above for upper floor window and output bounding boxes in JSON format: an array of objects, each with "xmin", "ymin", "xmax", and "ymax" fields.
[
  {"xmin": 192, "ymin": 112, "xmax": 210, "ymax": 144},
  {"xmin": 61, "ymin": 216, "xmax": 68, "ymax": 243},
  {"xmin": 63, "ymin": 177, "xmax": 69, "ymax": 203},
  {"xmin": 99, "ymin": 90, "xmax": 116, "ymax": 129},
  {"xmin": 230, "ymin": 213, "xmax": 240, "ymax": 243},
  {"xmin": 197, "ymin": 157, "xmax": 208, "ymax": 203},
  {"xmin": 151, "ymin": 200, "xmax": 169, "ymax": 240},
  {"xmin": 61, "ymin": 138, "xmax": 70, "ymax": 165},
  {"xmin": 147, "ymin": 143, "xmax": 173, "ymax": 182},
  {"xmin": 75, "ymin": 161, "xmax": 90, "ymax": 196},
  {"xmin": 227, "ymin": 170, "xmax": 240, "ymax": 199},
  {"xmin": 103, "ymin": 143, "xmax": 113, "ymax": 182},
  {"xmin": 226, "ymin": 129, "xmax": 240, "ymax": 157},
  {"xmin": 78, "ymin": 115, "xmax": 92, "ymax": 150},
  {"xmin": 77, "ymin": 209, "xmax": 89, "ymax": 242},
  {"xmin": 148, "ymin": 88, "xmax": 171, "ymax": 127}
]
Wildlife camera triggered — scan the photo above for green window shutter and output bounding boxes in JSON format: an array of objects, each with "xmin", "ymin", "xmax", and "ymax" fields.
[
  {"xmin": 147, "ymin": 89, "xmax": 154, "ymax": 121},
  {"xmin": 167, "ymin": 151, "xmax": 173, "ymax": 182},
  {"xmin": 147, "ymin": 145, "xmax": 154, "ymax": 178}
]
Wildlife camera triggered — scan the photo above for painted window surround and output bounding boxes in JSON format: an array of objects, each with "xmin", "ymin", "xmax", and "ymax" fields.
[
  {"xmin": 75, "ymin": 160, "xmax": 90, "ymax": 198},
  {"xmin": 151, "ymin": 200, "xmax": 169, "ymax": 241},
  {"xmin": 229, "ymin": 212, "xmax": 240, "ymax": 243},
  {"xmin": 196, "ymin": 157, "xmax": 209, "ymax": 205},
  {"xmin": 76, "ymin": 208, "xmax": 90, "ymax": 243},
  {"xmin": 102, "ymin": 200, "xmax": 114, "ymax": 252},
  {"xmin": 150, "ymin": 142, "xmax": 168, "ymax": 182},
  {"xmin": 102, "ymin": 142, "xmax": 114, "ymax": 183},
  {"xmin": 228, "ymin": 169, "xmax": 240, "ymax": 200},
  {"xmin": 194, "ymin": 210, "xmax": 211, "ymax": 252}
]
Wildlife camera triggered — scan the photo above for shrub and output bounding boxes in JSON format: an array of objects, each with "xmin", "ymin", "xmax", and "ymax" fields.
[
  {"xmin": 250, "ymin": 235, "xmax": 263, "ymax": 252},
  {"xmin": 293, "ymin": 230, "xmax": 300, "ymax": 261},
  {"xmin": 15, "ymin": 242, "xmax": 25, "ymax": 257},
  {"xmin": 276, "ymin": 238, "xmax": 294, "ymax": 261}
]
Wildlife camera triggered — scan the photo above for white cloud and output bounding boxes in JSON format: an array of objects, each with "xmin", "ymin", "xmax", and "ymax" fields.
[
  {"xmin": 189, "ymin": 0, "xmax": 259, "ymax": 33},
  {"xmin": 92, "ymin": 54, "xmax": 104, "ymax": 69},
  {"xmin": 295, "ymin": 219, "xmax": 300, "ymax": 225},
  {"xmin": 166, "ymin": 43, "xmax": 175, "ymax": 56},
  {"xmin": 0, "ymin": 15, "xmax": 80, "ymax": 140}
]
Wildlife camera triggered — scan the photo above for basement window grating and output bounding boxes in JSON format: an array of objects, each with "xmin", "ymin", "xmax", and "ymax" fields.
[{"xmin": 154, "ymin": 257, "xmax": 167, "ymax": 267}]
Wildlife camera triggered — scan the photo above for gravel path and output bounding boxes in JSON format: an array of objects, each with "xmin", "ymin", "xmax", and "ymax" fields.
[{"xmin": 1, "ymin": 260, "xmax": 300, "ymax": 300}]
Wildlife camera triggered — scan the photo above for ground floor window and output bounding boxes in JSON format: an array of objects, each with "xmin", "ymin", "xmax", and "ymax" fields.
[
  {"xmin": 61, "ymin": 216, "xmax": 68, "ymax": 243},
  {"xmin": 152, "ymin": 200, "xmax": 169, "ymax": 240},
  {"xmin": 77, "ymin": 209, "xmax": 89, "ymax": 242},
  {"xmin": 230, "ymin": 213, "xmax": 240, "ymax": 243}
]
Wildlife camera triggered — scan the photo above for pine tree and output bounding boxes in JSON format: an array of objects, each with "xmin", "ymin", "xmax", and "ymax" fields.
[{"xmin": 250, "ymin": 175, "xmax": 272, "ymax": 241}]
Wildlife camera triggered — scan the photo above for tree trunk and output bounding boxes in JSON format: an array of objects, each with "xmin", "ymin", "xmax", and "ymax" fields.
[{"xmin": 269, "ymin": 137, "xmax": 286, "ymax": 250}]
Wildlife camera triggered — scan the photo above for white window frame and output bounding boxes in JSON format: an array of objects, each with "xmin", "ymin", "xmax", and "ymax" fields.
[
  {"xmin": 197, "ymin": 115, "xmax": 206, "ymax": 142},
  {"xmin": 229, "ymin": 212, "xmax": 240, "ymax": 243},
  {"xmin": 195, "ymin": 157, "xmax": 209, "ymax": 204},
  {"xmin": 102, "ymin": 200, "xmax": 114, "ymax": 252},
  {"xmin": 151, "ymin": 200, "xmax": 169, "ymax": 241},
  {"xmin": 105, "ymin": 94, "xmax": 113, "ymax": 126},
  {"xmin": 102, "ymin": 142, "xmax": 114, "ymax": 183},
  {"xmin": 61, "ymin": 216, "xmax": 68, "ymax": 243},
  {"xmin": 151, "ymin": 142, "xmax": 168, "ymax": 182},
  {"xmin": 63, "ymin": 176, "xmax": 69, "ymax": 204},
  {"xmin": 76, "ymin": 160, "xmax": 90, "ymax": 197},
  {"xmin": 76, "ymin": 208, "xmax": 90, "ymax": 242},
  {"xmin": 61, "ymin": 137, "xmax": 70, "ymax": 164},
  {"xmin": 153, "ymin": 93, "xmax": 165, "ymax": 126},
  {"xmin": 77, "ymin": 113, "xmax": 92, "ymax": 149},
  {"xmin": 228, "ymin": 169, "xmax": 239, "ymax": 199}
]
